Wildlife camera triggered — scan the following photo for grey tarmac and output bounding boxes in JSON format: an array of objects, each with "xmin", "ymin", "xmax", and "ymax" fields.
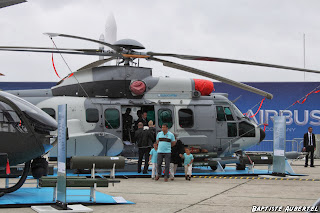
[{"xmin": 0, "ymin": 159, "xmax": 319, "ymax": 213}]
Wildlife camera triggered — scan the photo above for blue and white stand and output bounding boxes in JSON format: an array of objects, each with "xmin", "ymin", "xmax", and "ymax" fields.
[{"xmin": 32, "ymin": 104, "xmax": 93, "ymax": 213}]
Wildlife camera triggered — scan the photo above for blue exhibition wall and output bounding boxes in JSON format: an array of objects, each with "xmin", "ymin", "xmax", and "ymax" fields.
[
  {"xmin": 214, "ymin": 82, "xmax": 320, "ymax": 152},
  {"xmin": 1, "ymin": 81, "xmax": 319, "ymax": 152}
]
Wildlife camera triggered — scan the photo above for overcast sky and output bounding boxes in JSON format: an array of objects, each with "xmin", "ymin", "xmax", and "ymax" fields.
[{"xmin": 0, "ymin": 0, "xmax": 320, "ymax": 82}]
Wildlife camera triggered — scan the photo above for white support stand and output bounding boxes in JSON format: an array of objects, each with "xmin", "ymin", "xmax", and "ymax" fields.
[
  {"xmin": 284, "ymin": 159, "xmax": 295, "ymax": 175},
  {"xmin": 90, "ymin": 163, "xmax": 96, "ymax": 202},
  {"xmin": 247, "ymin": 162, "xmax": 254, "ymax": 174},
  {"xmin": 267, "ymin": 164, "xmax": 272, "ymax": 174},
  {"xmin": 215, "ymin": 161, "xmax": 225, "ymax": 172},
  {"xmin": 31, "ymin": 205, "xmax": 93, "ymax": 213}
]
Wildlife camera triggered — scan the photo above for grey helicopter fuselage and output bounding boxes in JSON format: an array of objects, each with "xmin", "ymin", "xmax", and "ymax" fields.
[{"xmin": 7, "ymin": 65, "xmax": 265, "ymax": 158}]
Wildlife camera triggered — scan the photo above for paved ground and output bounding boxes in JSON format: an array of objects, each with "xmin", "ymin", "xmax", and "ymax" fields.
[{"xmin": 1, "ymin": 159, "xmax": 320, "ymax": 213}]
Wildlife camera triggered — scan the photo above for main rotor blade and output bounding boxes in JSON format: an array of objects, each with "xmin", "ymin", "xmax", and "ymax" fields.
[
  {"xmin": 0, "ymin": 46, "xmax": 119, "ymax": 57},
  {"xmin": 150, "ymin": 57, "xmax": 273, "ymax": 99},
  {"xmin": 44, "ymin": 33, "xmax": 121, "ymax": 52},
  {"xmin": 0, "ymin": 46, "xmax": 102, "ymax": 52},
  {"xmin": 147, "ymin": 52, "xmax": 320, "ymax": 74},
  {"xmin": 77, "ymin": 57, "xmax": 115, "ymax": 71}
]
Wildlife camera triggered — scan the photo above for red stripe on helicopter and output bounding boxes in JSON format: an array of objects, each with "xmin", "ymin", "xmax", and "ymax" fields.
[
  {"xmin": 243, "ymin": 97, "xmax": 265, "ymax": 118},
  {"xmin": 292, "ymin": 89, "xmax": 320, "ymax": 105},
  {"xmin": 52, "ymin": 54, "xmax": 61, "ymax": 79},
  {"xmin": 250, "ymin": 98, "xmax": 265, "ymax": 118}
]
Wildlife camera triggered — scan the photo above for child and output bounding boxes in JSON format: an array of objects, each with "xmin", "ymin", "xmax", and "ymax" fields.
[
  {"xmin": 179, "ymin": 147, "xmax": 194, "ymax": 181},
  {"xmin": 149, "ymin": 143, "xmax": 158, "ymax": 179}
]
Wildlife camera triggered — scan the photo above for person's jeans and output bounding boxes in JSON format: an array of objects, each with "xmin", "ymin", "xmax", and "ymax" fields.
[
  {"xmin": 138, "ymin": 147, "xmax": 151, "ymax": 173},
  {"xmin": 157, "ymin": 153, "xmax": 171, "ymax": 178}
]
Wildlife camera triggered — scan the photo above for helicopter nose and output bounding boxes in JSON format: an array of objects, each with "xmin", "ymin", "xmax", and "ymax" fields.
[{"xmin": 259, "ymin": 128, "xmax": 266, "ymax": 142}]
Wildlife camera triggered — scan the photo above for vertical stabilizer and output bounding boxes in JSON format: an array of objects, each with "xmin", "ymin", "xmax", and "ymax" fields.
[
  {"xmin": 99, "ymin": 34, "xmax": 105, "ymax": 61},
  {"xmin": 105, "ymin": 13, "xmax": 117, "ymax": 65}
]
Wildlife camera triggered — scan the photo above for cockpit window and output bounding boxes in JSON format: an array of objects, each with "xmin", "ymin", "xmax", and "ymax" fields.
[
  {"xmin": 0, "ymin": 102, "xmax": 27, "ymax": 133},
  {"xmin": 216, "ymin": 106, "xmax": 226, "ymax": 121},
  {"xmin": 42, "ymin": 108, "xmax": 56, "ymax": 119},
  {"xmin": 239, "ymin": 121, "xmax": 255, "ymax": 137},
  {"xmin": 227, "ymin": 123, "xmax": 237, "ymax": 137},
  {"xmin": 224, "ymin": 107, "xmax": 234, "ymax": 121},
  {"xmin": 216, "ymin": 106, "xmax": 235, "ymax": 121}
]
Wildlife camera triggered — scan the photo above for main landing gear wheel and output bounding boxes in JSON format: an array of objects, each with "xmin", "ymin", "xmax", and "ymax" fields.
[
  {"xmin": 236, "ymin": 163, "xmax": 246, "ymax": 170},
  {"xmin": 210, "ymin": 165, "xmax": 217, "ymax": 171},
  {"xmin": 0, "ymin": 161, "xmax": 31, "ymax": 196}
]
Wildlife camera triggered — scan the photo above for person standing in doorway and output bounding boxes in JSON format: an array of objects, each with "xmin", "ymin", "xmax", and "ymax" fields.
[
  {"xmin": 303, "ymin": 127, "xmax": 316, "ymax": 167},
  {"xmin": 155, "ymin": 124, "xmax": 176, "ymax": 182}
]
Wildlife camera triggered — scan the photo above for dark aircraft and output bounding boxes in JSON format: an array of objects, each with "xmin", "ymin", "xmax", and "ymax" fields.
[{"xmin": 0, "ymin": 91, "xmax": 57, "ymax": 195}]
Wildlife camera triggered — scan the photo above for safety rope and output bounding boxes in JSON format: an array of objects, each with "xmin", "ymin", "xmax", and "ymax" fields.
[{"xmin": 49, "ymin": 37, "xmax": 114, "ymax": 129}]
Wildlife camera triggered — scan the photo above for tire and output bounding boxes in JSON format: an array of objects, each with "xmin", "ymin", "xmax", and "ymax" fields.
[
  {"xmin": 210, "ymin": 165, "xmax": 217, "ymax": 171},
  {"xmin": 31, "ymin": 157, "xmax": 48, "ymax": 179},
  {"xmin": 236, "ymin": 163, "xmax": 246, "ymax": 170}
]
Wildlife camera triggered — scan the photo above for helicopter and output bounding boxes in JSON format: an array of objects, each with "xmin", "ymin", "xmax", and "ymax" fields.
[
  {"xmin": 0, "ymin": 31, "xmax": 319, "ymax": 171},
  {"xmin": 0, "ymin": 90, "xmax": 57, "ymax": 195}
]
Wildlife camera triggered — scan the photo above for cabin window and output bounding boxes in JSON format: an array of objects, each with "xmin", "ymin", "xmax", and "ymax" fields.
[
  {"xmin": 86, "ymin": 108, "xmax": 99, "ymax": 123},
  {"xmin": 239, "ymin": 121, "xmax": 255, "ymax": 137},
  {"xmin": 178, "ymin": 109, "xmax": 193, "ymax": 128},
  {"xmin": 216, "ymin": 106, "xmax": 226, "ymax": 121},
  {"xmin": 158, "ymin": 109, "xmax": 173, "ymax": 128},
  {"xmin": 105, "ymin": 108, "xmax": 120, "ymax": 129},
  {"xmin": 0, "ymin": 102, "xmax": 27, "ymax": 133},
  {"xmin": 41, "ymin": 108, "xmax": 56, "ymax": 119},
  {"xmin": 227, "ymin": 123, "xmax": 237, "ymax": 137},
  {"xmin": 224, "ymin": 107, "xmax": 234, "ymax": 121}
]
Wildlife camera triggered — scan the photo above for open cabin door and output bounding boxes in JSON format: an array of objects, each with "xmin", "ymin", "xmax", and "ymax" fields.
[{"xmin": 101, "ymin": 104, "xmax": 124, "ymax": 156}]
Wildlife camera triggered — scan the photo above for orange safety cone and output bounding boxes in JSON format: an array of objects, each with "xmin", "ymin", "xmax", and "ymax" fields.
[{"xmin": 6, "ymin": 159, "xmax": 10, "ymax": 175}]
